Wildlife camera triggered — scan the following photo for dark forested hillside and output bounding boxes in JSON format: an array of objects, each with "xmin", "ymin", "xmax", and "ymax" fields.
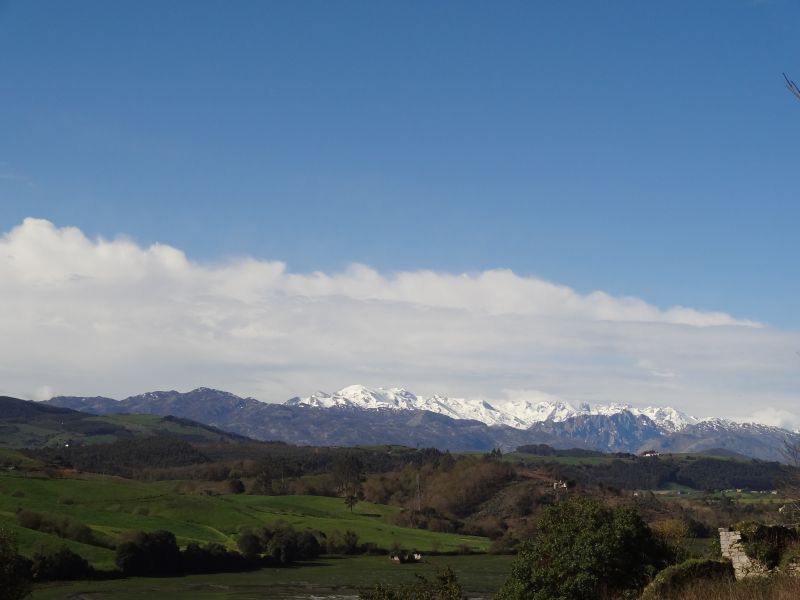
[
  {"xmin": 0, "ymin": 395, "xmax": 249, "ymax": 448},
  {"xmin": 524, "ymin": 453, "xmax": 791, "ymax": 492},
  {"xmin": 28, "ymin": 437, "xmax": 211, "ymax": 477}
]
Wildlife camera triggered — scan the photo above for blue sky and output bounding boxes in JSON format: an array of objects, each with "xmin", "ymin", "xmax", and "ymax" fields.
[
  {"xmin": 2, "ymin": 0, "xmax": 799, "ymax": 326},
  {"xmin": 1, "ymin": 2, "xmax": 800, "ymax": 420}
]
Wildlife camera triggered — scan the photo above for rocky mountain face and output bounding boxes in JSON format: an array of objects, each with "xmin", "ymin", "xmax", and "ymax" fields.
[
  {"xmin": 525, "ymin": 412, "xmax": 664, "ymax": 453},
  {"xmin": 47, "ymin": 386, "xmax": 800, "ymax": 462}
]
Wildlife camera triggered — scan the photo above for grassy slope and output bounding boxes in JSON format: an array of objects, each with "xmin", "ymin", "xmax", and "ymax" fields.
[
  {"xmin": 31, "ymin": 554, "xmax": 514, "ymax": 600},
  {"xmin": 0, "ymin": 473, "xmax": 489, "ymax": 570}
]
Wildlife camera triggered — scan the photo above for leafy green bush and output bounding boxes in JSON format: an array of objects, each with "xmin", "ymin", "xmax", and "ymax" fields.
[
  {"xmin": 496, "ymin": 498, "xmax": 669, "ymax": 600},
  {"xmin": 640, "ymin": 559, "xmax": 734, "ymax": 599}
]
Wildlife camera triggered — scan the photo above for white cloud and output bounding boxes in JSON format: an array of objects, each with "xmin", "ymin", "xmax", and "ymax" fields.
[
  {"xmin": 732, "ymin": 408, "xmax": 800, "ymax": 432},
  {"xmin": 32, "ymin": 385, "xmax": 54, "ymax": 402},
  {"xmin": 1, "ymin": 217, "xmax": 799, "ymax": 424}
]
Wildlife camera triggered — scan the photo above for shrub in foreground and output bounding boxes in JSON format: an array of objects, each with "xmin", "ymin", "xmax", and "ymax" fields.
[
  {"xmin": 496, "ymin": 498, "xmax": 669, "ymax": 600},
  {"xmin": 640, "ymin": 559, "xmax": 734, "ymax": 600}
]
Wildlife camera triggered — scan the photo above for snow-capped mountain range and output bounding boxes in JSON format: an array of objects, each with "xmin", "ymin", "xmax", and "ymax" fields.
[
  {"xmin": 285, "ymin": 385, "xmax": 699, "ymax": 433},
  {"xmin": 46, "ymin": 386, "xmax": 800, "ymax": 462}
]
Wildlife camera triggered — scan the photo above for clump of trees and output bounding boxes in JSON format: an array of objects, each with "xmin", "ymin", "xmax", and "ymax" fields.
[
  {"xmin": 116, "ymin": 530, "xmax": 182, "ymax": 576},
  {"xmin": 116, "ymin": 530, "xmax": 254, "ymax": 577},
  {"xmin": 496, "ymin": 498, "xmax": 670, "ymax": 600},
  {"xmin": 31, "ymin": 546, "xmax": 95, "ymax": 582},
  {"xmin": 0, "ymin": 529, "xmax": 100, "ymax": 590},
  {"xmin": 235, "ymin": 522, "xmax": 323, "ymax": 565}
]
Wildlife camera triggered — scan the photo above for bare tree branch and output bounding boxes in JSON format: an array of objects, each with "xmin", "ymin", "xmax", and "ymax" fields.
[{"xmin": 784, "ymin": 73, "xmax": 800, "ymax": 101}]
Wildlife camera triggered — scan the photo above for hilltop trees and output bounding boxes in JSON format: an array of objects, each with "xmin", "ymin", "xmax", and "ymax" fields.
[{"xmin": 496, "ymin": 498, "xmax": 669, "ymax": 600}]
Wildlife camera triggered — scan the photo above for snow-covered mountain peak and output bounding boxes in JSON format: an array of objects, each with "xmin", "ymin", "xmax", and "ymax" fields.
[
  {"xmin": 286, "ymin": 385, "xmax": 698, "ymax": 433},
  {"xmin": 294, "ymin": 385, "xmax": 424, "ymax": 411},
  {"xmin": 496, "ymin": 398, "xmax": 585, "ymax": 427},
  {"xmin": 637, "ymin": 406, "xmax": 698, "ymax": 432}
]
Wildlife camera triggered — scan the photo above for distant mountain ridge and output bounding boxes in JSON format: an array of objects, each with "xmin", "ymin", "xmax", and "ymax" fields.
[
  {"xmin": 45, "ymin": 387, "xmax": 800, "ymax": 462},
  {"xmin": 287, "ymin": 384, "xmax": 698, "ymax": 432}
]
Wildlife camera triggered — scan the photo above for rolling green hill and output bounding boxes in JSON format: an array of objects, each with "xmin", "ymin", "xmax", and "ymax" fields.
[{"xmin": 0, "ymin": 472, "xmax": 489, "ymax": 570}]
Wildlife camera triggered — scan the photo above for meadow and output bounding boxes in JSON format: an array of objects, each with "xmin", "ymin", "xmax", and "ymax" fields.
[{"xmin": 0, "ymin": 471, "xmax": 490, "ymax": 571}]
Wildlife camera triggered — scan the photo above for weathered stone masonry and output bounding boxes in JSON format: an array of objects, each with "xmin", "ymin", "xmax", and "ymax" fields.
[{"xmin": 719, "ymin": 528, "xmax": 769, "ymax": 579}]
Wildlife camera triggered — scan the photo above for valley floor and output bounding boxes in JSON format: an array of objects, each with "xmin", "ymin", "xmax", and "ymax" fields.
[{"xmin": 29, "ymin": 554, "xmax": 513, "ymax": 600}]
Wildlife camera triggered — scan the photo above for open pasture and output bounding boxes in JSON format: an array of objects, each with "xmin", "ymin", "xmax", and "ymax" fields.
[{"xmin": 0, "ymin": 472, "xmax": 490, "ymax": 571}]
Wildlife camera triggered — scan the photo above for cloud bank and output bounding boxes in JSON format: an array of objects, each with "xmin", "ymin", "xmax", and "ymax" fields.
[{"xmin": 2, "ymin": 218, "xmax": 799, "ymax": 427}]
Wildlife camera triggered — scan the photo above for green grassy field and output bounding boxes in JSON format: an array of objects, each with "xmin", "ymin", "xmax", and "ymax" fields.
[
  {"xmin": 0, "ymin": 473, "xmax": 490, "ymax": 570},
  {"xmin": 30, "ymin": 554, "xmax": 513, "ymax": 599}
]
